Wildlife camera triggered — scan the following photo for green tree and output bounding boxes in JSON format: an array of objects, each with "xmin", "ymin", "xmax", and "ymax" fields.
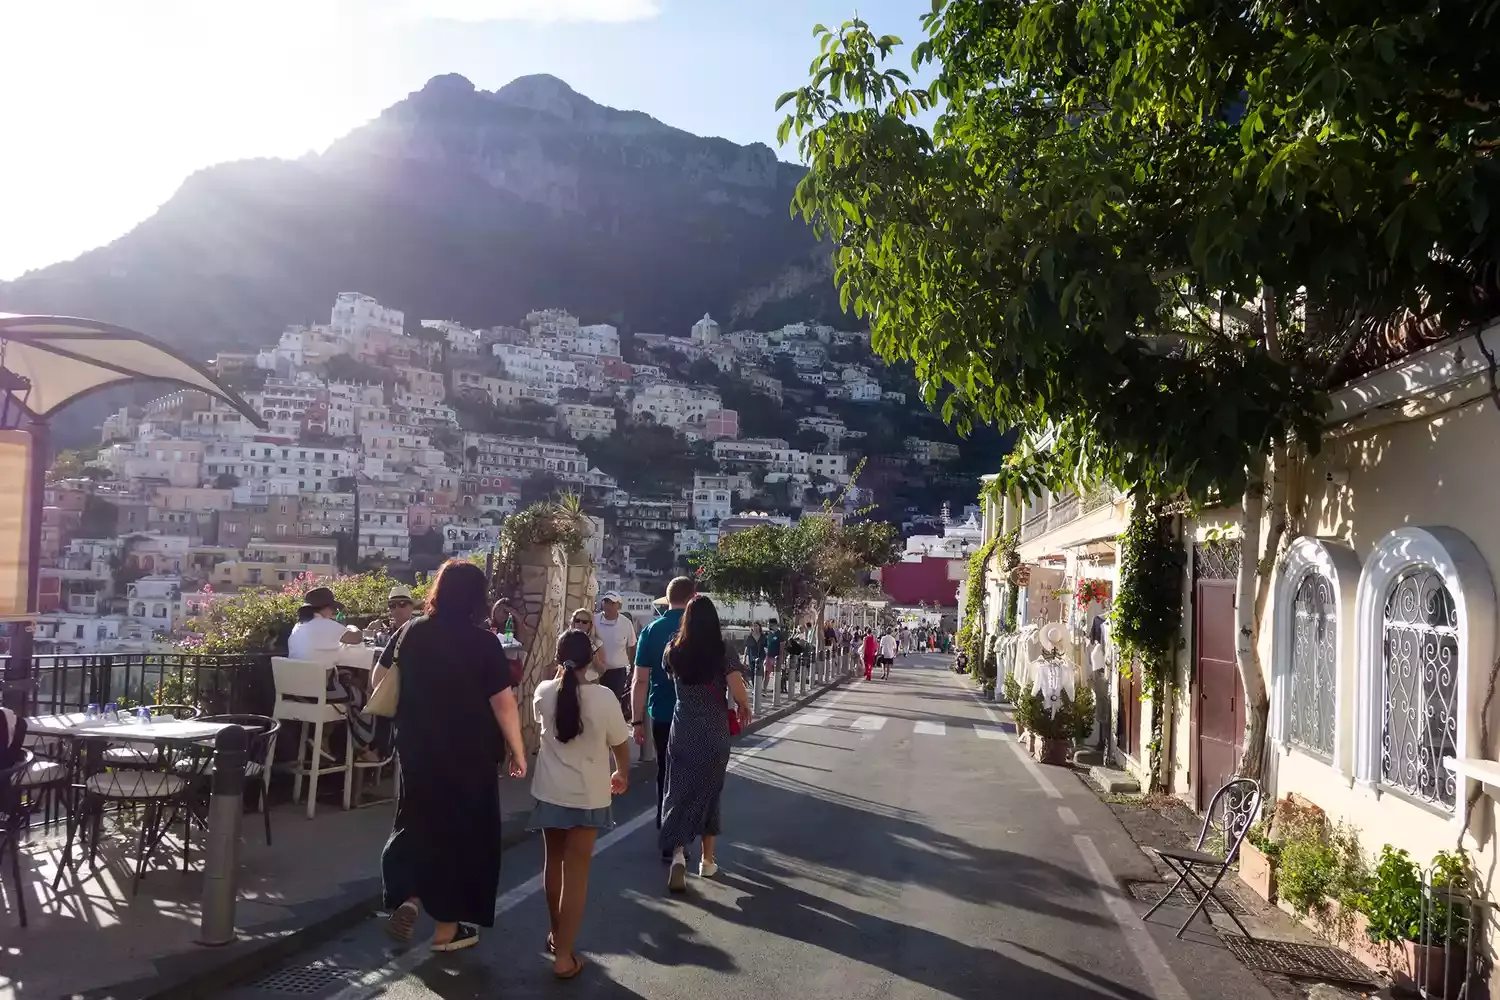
[
  {"xmin": 212, "ymin": 472, "xmax": 240, "ymax": 490},
  {"xmin": 697, "ymin": 468, "xmax": 899, "ymax": 627},
  {"xmin": 779, "ymin": 6, "xmax": 1499, "ymax": 777},
  {"xmin": 48, "ymin": 447, "xmax": 97, "ymax": 481}
]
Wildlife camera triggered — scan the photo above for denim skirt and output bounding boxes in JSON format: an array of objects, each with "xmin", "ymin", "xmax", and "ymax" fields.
[{"xmin": 527, "ymin": 800, "xmax": 615, "ymax": 831}]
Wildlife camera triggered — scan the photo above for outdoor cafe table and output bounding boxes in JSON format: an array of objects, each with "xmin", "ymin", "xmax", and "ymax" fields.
[
  {"xmin": 27, "ymin": 714, "xmax": 241, "ymax": 742},
  {"xmin": 27, "ymin": 714, "xmax": 245, "ymax": 888}
]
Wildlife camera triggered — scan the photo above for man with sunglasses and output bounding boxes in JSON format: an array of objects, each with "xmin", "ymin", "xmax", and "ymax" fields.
[
  {"xmin": 374, "ymin": 585, "xmax": 420, "ymax": 637},
  {"xmin": 593, "ymin": 592, "xmax": 636, "ymax": 719}
]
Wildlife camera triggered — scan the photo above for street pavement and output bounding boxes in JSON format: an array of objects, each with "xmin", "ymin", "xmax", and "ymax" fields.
[{"xmin": 219, "ymin": 655, "xmax": 1273, "ymax": 1000}]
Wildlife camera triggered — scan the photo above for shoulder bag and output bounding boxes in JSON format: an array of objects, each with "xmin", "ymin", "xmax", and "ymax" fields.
[{"xmin": 365, "ymin": 621, "xmax": 412, "ymax": 718}]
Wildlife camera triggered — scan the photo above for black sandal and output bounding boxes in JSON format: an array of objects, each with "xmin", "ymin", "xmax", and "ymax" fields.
[{"xmin": 431, "ymin": 923, "xmax": 480, "ymax": 952}]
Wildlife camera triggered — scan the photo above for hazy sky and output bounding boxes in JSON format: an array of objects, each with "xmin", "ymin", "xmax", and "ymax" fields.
[{"xmin": 0, "ymin": 0, "xmax": 926, "ymax": 280}]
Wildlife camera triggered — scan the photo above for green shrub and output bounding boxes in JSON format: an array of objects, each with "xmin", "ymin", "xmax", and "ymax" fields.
[
  {"xmin": 179, "ymin": 570, "xmax": 430, "ymax": 654},
  {"xmin": 1354, "ymin": 847, "xmax": 1471, "ymax": 948}
]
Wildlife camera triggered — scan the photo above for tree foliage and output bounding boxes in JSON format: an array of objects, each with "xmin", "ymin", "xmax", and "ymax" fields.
[
  {"xmin": 695, "ymin": 469, "xmax": 899, "ymax": 627},
  {"xmin": 778, "ymin": 3, "xmax": 1500, "ymax": 501}
]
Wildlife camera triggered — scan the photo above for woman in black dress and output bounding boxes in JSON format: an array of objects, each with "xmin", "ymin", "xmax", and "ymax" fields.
[
  {"xmin": 377, "ymin": 560, "xmax": 527, "ymax": 952},
  {"xmin": 658, "ymin": 595, "xmax": 752, "ymax": 893}
]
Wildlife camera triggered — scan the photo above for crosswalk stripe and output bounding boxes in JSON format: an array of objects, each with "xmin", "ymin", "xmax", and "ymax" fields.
[
  {"xmin": 850, "ymin": 715, "xmax": 887, "ymax": 731},
  {"xmin": 791, "ymin": 712, "xmax": 830, "ymax": 727},
  {"xmin": 974, "ymin": 725, "xmax": 1007, "ymax": 740},
  {"xmin": 913, "ymin": 720, "xmax": 945, "ymax": 736}
]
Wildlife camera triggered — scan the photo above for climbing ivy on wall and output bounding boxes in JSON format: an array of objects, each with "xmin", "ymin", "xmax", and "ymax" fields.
[{"xmin": 1112, "ymin": 490, "xmax": 1184, "ymax": 791}]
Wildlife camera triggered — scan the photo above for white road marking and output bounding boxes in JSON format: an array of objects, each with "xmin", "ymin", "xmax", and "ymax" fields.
[
  {"xmin": 912, "ymin": 720, "xmax": 945, "ymax": 736},
  {"xmin": 791, "ymin": 712, "xmax": 831, "ymax": 727},
  {"xmin": 1057, "ymin": 806, "xmax": 1080, "ymax": 826},
  {"xmin": 850, "ymin": 715, "xmax": 887, "ymax": 731},
  {"xmin": 973, "ymin": 725, "xmax": 1008, "ymax": 740},
  {"xmin": 326, "ymin": 683, "xmax": 859, "ymax": 1000},
  {"xmin": 1074, "ymin": 835, "xmax": 1190, "ymax": 1000}
]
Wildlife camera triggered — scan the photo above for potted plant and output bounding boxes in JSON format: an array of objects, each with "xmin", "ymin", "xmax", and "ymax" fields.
[
  {"xmin": 1238, "ymin": 823, "xmax": 1280, "ymax": 903},
  {"xmin": 1354, "ymin": 847, "xmax": 1470, "ymax": 997},
  {"xmin": 1012, "ymin": 688, "xmax": 1044, "ymax": 756}
]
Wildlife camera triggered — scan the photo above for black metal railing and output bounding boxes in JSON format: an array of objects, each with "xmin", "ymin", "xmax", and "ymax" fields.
[{"xmin": 1, "ymin": 653, "xmax": 272, "ymax": 718}]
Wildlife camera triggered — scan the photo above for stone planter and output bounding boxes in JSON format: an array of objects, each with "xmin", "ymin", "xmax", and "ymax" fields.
[
  {"xmin": 1033, "ymin": 737, "xmax": 1070, "ymax": 766},
  {"xmin": 1237, "ymin": 841, "xmax": 1278, "ymax": 903}
]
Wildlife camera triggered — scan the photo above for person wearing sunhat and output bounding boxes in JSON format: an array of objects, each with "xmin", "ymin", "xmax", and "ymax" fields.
[
  {"xmin": 287, "ymin": 586, "xmax": 382, "ymax": 762},
  {"xmin": 372, "ymin": 585, "xmax": 420, "ymax": 637}
]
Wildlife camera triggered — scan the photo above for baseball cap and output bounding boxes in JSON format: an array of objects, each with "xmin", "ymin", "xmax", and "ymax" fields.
[{"xmin": 600, "ymin": 591, "xmax": 622, "ymax": 604}]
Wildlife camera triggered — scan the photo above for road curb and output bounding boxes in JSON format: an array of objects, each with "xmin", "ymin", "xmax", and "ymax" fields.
[{"xmin": 116, "ymin": 668, "xmax": 855, "ymax": 1000}]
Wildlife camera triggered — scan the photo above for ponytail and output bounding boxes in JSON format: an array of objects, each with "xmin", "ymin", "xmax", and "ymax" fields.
[
  {"xmin": 556, "ymin": 666, "xmax": 583, "ymax": 744},
  {"xmin": 553, "ymin": 628, "xmax": 592, "ymax": 744}
]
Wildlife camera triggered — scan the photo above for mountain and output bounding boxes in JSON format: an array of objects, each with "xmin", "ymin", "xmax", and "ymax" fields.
[{"xmin": 0, "ymin": 73, "xmax": 838, "ymax": 359}]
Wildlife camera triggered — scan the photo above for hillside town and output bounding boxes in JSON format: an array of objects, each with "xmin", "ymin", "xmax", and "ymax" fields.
[{"xmin": 32, "ymin": 293, "xmax": 984, "ymax": 654}]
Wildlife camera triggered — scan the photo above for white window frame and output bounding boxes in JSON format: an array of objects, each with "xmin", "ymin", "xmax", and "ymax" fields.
[
  {"xmin": 1271, "ymin": 536, "xmax": 1361, "ymax": 771},
  {"xmin": 1353, "ymin": 527, "xmax": 1496, "ymax": 823}
]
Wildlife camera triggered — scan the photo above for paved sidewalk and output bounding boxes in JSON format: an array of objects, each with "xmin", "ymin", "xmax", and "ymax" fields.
[
  {"xmin": 3, "ymin": 667, "xmax": 853, "ymax": 1000},
  {"xmin": 4, "ymin": 775, "xmax": 536, "ymax": 1000}
]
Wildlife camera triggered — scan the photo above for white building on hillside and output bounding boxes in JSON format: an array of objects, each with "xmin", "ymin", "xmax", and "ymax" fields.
[
  {"xmin": 422, "ymin": 320, "xmax": 479, "ymax": 353},
  {"xmin": 557, "ymin": 403, "xmax": 616, "ymax": 440},
  {"xmin": 331, "ymin": 293, "xmax": 403, "ymax": 339},
  {"xmin": 691, "ymin": 474, "xmax": 733, "ymax": 525}
]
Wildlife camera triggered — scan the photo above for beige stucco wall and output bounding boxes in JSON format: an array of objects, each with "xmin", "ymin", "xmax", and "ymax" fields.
[{"xmin": 1224, "ymin": 394, "xmax": 1500, "ymax": 984}]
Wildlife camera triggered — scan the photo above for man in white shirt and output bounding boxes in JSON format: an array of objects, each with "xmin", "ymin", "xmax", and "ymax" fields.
[
  {"xmin": 594, "ymin": 592, "xmax": 636, "ymax": 719},
  {"xmin": 878, "ymin": 630, "xmax": 899, "ymax": 680}
]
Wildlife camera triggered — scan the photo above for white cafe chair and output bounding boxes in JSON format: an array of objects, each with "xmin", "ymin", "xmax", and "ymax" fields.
[{"xmin": 271, "ymin": 657, "xmax": 354, "ymax": 819}]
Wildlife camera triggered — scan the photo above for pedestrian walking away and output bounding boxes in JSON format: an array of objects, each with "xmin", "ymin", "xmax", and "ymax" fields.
[
  {"xmin": 527, "ymin": 628, "xmax": 632, "ymax": 980},
  {"xmin": 657, "ymin": 595, "xmax": 752, "ymax": 892},
  {"xmin": 593, "ymin": 592, "xmax": 637, "ymax": 720},
  {"xmin": 378, "ymin": 560, "xmax": 527, "ymax": 953},
  {"xmin": 861, "ymin": 630, "xmax": 877, "ymax": 681},
  {"xmin": 745, "ymin": 621, "xmax": 767, "ymax": 689},
  {"xmin": 878, "ymin": 629, "xmax": 898, "ymax": 680},
  {"xmin": 632, "ymin": 575, "xmax": 694, "ymax": 852}
]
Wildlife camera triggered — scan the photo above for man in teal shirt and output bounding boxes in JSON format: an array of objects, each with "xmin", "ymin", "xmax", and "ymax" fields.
[{"xmin": 632, "ymin": 575, "xmax": 695, "ymax": 841}]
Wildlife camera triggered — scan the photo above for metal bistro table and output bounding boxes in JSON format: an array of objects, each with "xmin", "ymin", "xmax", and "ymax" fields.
[{"xmin": 30, "ymin": 713, "xmax": 244, "ymax": 892}]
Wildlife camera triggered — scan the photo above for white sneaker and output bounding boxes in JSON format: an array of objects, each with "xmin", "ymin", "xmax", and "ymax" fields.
[{"xmin": 699, "ymin": 860, "xmax": 719, "ymax": 878}]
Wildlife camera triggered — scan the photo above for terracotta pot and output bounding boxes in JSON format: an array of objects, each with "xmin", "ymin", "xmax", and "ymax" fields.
[
  {"xmin": 1237, "ymin": 841, "xmax": 1277, "ymax": 903},
  {"xmin": 1394, "ymin": 940, "xmax": 1466, "ymax": 998},
  {"xmin": 1034, "ymin": 737, "xmax": 1069, "ymax": 766}
]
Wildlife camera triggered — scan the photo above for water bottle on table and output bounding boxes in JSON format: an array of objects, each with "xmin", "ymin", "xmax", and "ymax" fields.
[
  {"xmin": 85, "ymin": 703, "xmax": 99, "ymax": 721},
  {"xmin": 104, "ymin": 701, "xmax": 119, "ymax": 722}
]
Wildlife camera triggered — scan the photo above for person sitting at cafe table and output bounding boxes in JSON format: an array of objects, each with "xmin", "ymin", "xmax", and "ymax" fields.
[
  {"xmin": 372, "ymin": 585, "xmax": 420, "ymax": 636},
  {"xmin": 287, "ymin": 586, "xmax": 382, "ymax": 762}
]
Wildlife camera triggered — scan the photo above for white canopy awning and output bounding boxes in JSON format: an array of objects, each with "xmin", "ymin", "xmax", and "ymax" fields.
[{"xmin": 0, "ymin": 314, "xmax": 265, "ymax": 427}]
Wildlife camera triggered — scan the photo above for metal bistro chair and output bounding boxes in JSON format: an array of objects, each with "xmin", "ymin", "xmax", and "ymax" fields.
[
  {"xmin": 180, "ymin": 715, "xmax": 280, "ymax": 845},
  {"xmin": 1143, "ymin": 776, "xmax": 1262, "ymax": 937},
  {"xmin": 271, "ymin": 658, "xmax": 354, "ymax": 819},
  {"xmin": 1, "ymin": 748, "xmax": 33, "ymax": 927},
  {"xmin": 60, "ymin": 732, "xmax": 214, "ymax": 896}
]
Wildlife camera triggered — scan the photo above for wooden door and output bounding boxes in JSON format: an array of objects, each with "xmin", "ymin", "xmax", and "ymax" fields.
[
  {"xmin": 1194, "ymin": 580, "xmax": 1242, "ymax": 811},
  {"xmin": 1117, "ymin": 654, "xmax": 1141, "ymax": 760}
]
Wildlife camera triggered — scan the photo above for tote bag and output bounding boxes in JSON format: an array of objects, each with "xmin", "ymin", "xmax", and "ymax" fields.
[{"xmin": 365, "ymin": 623, "xmax": 411, "ymax": 718}]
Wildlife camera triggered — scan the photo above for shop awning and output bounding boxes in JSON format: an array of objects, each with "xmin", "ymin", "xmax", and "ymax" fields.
[{"xmin": 0, "ymin": 314, "xmax": 266, "ymax": 426}]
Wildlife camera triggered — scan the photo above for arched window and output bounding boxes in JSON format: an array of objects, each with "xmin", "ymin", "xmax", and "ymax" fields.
[
  {"xmin": 1380, "ymin": 568, "xmax": 1459, "ymax": 808},
  {"xmin": 1272, "ymin": 537, "xmax": 1360, "ymax": 769},
  {"xmin": 1354, "ymin": 527, "xmax": 1497, "ymax": 818}
]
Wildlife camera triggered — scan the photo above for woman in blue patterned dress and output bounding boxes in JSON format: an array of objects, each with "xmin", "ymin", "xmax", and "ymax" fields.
[{"xmin": 657, "ymin": 596, "xmax": 752, "ymax": 893}]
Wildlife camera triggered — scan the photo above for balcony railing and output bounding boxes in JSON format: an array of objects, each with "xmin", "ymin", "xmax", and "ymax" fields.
[
  {"xmin": 1018, "ymin": 484, "xmax": 1117, "ymax": 544},
  {"xmin": 2, "ymin": 653, "xmax": 272, "ymax": 718}
]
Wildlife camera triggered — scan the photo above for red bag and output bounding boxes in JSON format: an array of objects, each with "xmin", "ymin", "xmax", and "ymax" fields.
[{"xmin": 727, "ymin": 704, "xmax": 742, "ymax": 736}]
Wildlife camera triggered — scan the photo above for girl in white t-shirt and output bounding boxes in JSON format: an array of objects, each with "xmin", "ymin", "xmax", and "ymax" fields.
[{"xmin": 527, "ymin": 628, "xmax": 631, "ymax": 980}]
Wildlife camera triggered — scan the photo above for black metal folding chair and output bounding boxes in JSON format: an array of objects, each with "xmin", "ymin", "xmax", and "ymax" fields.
[
  {"xmin": 1, "ymin": 749, "xmax": 32, "ymax": 927},
  {"xmin": 1143, "ymin": 776, "xmax": 1261, "ymax": 937}
]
